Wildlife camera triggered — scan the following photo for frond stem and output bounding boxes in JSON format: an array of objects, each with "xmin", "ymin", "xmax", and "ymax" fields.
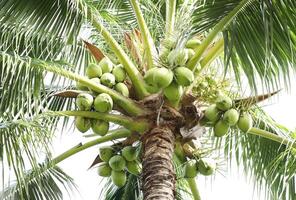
[
  {"xmin": 165, "ymin": 0, "xmax": 177, "ymax": 38},
  {"xmin": 186, "ymin": 178, "xmax": 202, "ymax": 200}
]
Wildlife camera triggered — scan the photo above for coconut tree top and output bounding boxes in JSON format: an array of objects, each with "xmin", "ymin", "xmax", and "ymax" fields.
[{"xmin": 0, "ymin": 0, "xmax": 295, "ymax": 200}]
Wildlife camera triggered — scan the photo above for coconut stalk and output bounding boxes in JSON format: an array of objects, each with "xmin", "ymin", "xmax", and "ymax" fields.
[
  {"xmin": 56, "ymin": 111, "xmax": 149, "ymax": 133},
  {"xmin": 130, "ymin": 0, "xmax": 156, "ymax": 70},
  {"xmin": 187, "ymin": 0, "xmax": 252, "ymax": 70},
  {"xmin": 187, "ymin": 178, "xmax": 202, "ymax": 200},
  {"xmin": 165, "ymin": 0, "xmax": 177, "ymax": 38},
  {"xmin": 79, "ymin": 1, "xmax": 149, "ymax": 99},
  {"xmin": 142, "ymin": 126, "xmax": 176, "ymax": 200}
]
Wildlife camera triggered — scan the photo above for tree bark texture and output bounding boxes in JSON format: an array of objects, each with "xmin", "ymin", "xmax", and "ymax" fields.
[{"xmin": 142, "ymin": 126, "xmax": 176, "ymax": 200}]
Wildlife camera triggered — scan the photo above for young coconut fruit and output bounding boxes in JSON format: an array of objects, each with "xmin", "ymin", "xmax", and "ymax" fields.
[
  {"xmin": 214, "ymin": 120, "xmax": 229, "ymax": 137},
  {"xmin": 112, "ymin": 64, "xmax": 126, "ymax": 82},
  {"xmin": 126, "ymin": 160, "xmax": 142, "ymax": 175},
  {"xmin": 223, "ymin": 108, "xmax": 239, "ymax": 126},
  {"xmin": 122, "ymin": 146, "xmax": 137, "ymax": 161},
  {"xmin": 164, "ymin": 82, "xmax": 183, "ymax": 103},
  {"xmin": 215, "ymin": 94, "xmax": 233, "ymax": 111},
  {"xmin": 237, "ymin": 113, "xmax": 253, "ymax": 133},
  {"xmin": 197, "ymin": 158, "xmax": 216, "ymax": 176},
  {"xmin": 99, "ymin": 57, "xmax": 114, "ymax": 73},
  {"xmin": 204, "ymin": 104, "xmax": 220, "ymax": 122},
  {"xmin": 186, "ymin": 48, "xmax": 195, "ymax": 60},
  {"xmin": 114, "ymin": 83, "xmax": 129, "ymax": 97},
  {"xmin": 86, "ymin": 63, "xmax": 102, "ymax": 78},
  {"xmin": 153, "ymin": 67, "xmax": 174, "ymax": 88},
  {"xmin": 91, "ymin": 120, "xmax": 109, "ymax": 136},
  {"xmin": 174, "ymin": 67, "xmax": 194, "ymax": 86},
  {"xmin": 168, "ymin": 49, "xmax": 189, "ymax": 66},
  {"xmin": 88, "ymin": 77, "xmax": 101, "ymax": 93},
  {"xmin": 75, "ymin": 117, "xmax": 91, "ymax": 133},
  {"xmin": 184, "ymin": 159, "xmax": 198, "ymax": 178},
  {"xmin": 109, "ymin": 155, "xmax": 126, "ymax": 171},
  {"xmin": 76, "ymin": 93, "xmax": 94, "ymax": 111},
  {"xmin": 100, "ymin": 73, "xmax": 116, "ymax": 88},
  {"xmin": 111, "ymin": 170, "xmax": 127, "ymax": 187},
  {"xmin": 98, "ymin": 163, "xmax": 112, "ymax": 177},
  {"xmin": 144, "ymin": 67, "xmax": 158, "ymax": 86},
  {"xmin": 185, "ymin": 38, "xmax": 201, "ymax": 49},
  {"xmin": 94, "ymin": 93, "xmax": 113, "ymax": 113},
  {"xmin": 162, "ymin": 37, "xmax": 176, "ymax": 50},
  {"xmin": 159, "ymin": 48, "xmax": 170, "ymax": 62},
  {"xmin": 99, "ymin": 146, "xmax": 114, "ymax": 162},
  {"xmin": 199, "ymin": 116, "xmax": 213, "ymax": 127}
]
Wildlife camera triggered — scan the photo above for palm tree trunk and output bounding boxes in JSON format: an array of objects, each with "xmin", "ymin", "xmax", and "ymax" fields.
[{"xmin": 142, "ymin": 126, "xmax": 176, "ymax": 200}]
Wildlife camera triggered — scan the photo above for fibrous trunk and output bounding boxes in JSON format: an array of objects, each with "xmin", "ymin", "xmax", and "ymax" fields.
[{"xmin": 142, "ymin": 126, "xmax": 176, "ymax": 200}]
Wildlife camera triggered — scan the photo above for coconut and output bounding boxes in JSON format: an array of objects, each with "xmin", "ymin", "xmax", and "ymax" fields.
[
  {"xmin": 159, "ymin": 48, "xmax": 170, "ymax": 62},
  {"xmin": 162, "ymin": 37, "xmax": 176, "ymax": 49},
  {"xmin": 114, "ymin": 83, "xmax": 129, "ymax": 97},
  {"xmin": 205, "ymin": 104, "xmax": 220, "ymax": 122},
  {"xmin": 94, "ymin": 93, "xmax": 113, "ymax": 113},
  {"xmin": 214, "ymin": 120, "xmax": 229, "ymax": 137},
  {"xmin": 75, "ymin": 117, "xmax": 91, "ymax": 133},
  {"xmin": 98, "ymin": 163, "xmax": 112, "ymax": 177},
  {"xmin": 174, "ymin": 67, "xmax": 194, "ymax": 86},
  {"xmin": 153, "ymin": 67, "xmax": 174, "ymax": 88},
  {"xmin": 112, "ymin": 64, "xmax": 126, "ymax": 82},
  {"xmin": 100, "ymin": 73, "xmax": 116, "ymax": 88},
  {"xmin": 99, "ymin": 57, "xmax": 114, "ymax": 73},
  {"xmin": 111, "ymin": 170, "xmax": 127, "ymax": 187},
  {"xmin": 91, "ymin": 120, "xmax": 109, "ymax": 136},
  {"xmin": 184, "ymin": 159, "xmax": 198, "ymax": 178},
  {"xmin": 164, "ymin": 82, "xmax": 183, "ymax": 102},
  {"xmin": 199, "ymin": 116, "xmax": 213, "ymax": 127},
  {"xmin": 99, "ymin": 147, "xmax": 114, "ymax": 162},
  {"xmin": 109, "ymin": 155, "xmax": 126, "ymax": 171},
  {"xmin": 223, "ymin": 108, "xmax": 239, "ymax": 126},
  {"xmin": 168, "ymin": 49, "xmax": 189, "ymax": 66},
  {"xmin": 197, "ymin": 158, "xmax": 216, "ymax": 176},
  {"xmin": 76, "ymin": 82, "xmax": 88, "ymax": 91},
  {"xmin": 237, "ymin": 113, "xmax": 253, "ymax": 133},
  {"xmin": 186, "ymin": 48, "xmax": 195, "ymax": 60},
  {"xmin": 88, "ymin": 77, "xmax": 101, "ymax": 93},
  {"xmin": 146, "ymin": 84, "xmax": 161, "ymax": 94},
  {"xmin": 122, "ymin": 146, "xmax": 137, "ymax": 161},
  {"xmin": 185, "ymin": 38, "xmax": 201, "ymax": 49},
  {"xmin": 76, "ymin": 93, "xmax": 94, "ymax": 111},
  {"xmin": 215, "ymin": 94, "xmax": 233, "ymax": 111},
  {"xmin": 86, "ymin": 63, "xmax": 102, "ymax": 78},
  {"xmin": 144, "ymin": 67, "xmax": 158, "ymax": 86},
  {"xmin": 126, "ymin": 160, "xmax": 142, "ymax": 175}
]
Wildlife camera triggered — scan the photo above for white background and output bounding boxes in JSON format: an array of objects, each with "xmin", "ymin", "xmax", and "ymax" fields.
[{"xmin": 51, "ymin": 86, "xmax": 296, "ymax": 200}]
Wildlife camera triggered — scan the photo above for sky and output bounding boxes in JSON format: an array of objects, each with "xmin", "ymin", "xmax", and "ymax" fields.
[{"xmin": 50, "ymin": 86, "xmax": 296, "ymax": 200}]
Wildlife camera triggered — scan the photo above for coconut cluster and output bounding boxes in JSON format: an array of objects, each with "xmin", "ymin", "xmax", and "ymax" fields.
[
  {"xmin": 200, "ymin": 94, "xmax": 253, "ymax": 137},
  {"xmin": 98, "ymin": 145, "xmax": 142, "ymax": 187},
  {"xmin": 144, "ymin": 38, "xmax": 200, "ymax": 104},
  {"xmin": 75, "ymin": 57, "xmax": 130, "ymax": 135},
  {"xmin": 184, "ymin": 158, "xmax": 216, "ymax": 178}
]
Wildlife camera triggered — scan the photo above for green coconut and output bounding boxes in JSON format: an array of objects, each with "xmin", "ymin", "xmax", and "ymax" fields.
[
  {"xmin": 185, "ymin": 38, "xmax": 201, "ymax": 49},
  {"xmin": 75, "ymin": 117, "xmax": 91, "ymax": 133},
  {"xmin": 111, "ymin": 170, "xmax": 127, "ymax": 187},
  {"xmin": 94, "ymin": 93, "xmax": 113, "ymax": 113},
  {"xmin": 215, "ymin": 94, "xmax": 233, "ymax": 111},
  {"xmin": 199, "ymin": 116, "xmax": 213, "ymax": 127},
  {"xmin": 114, "ymin": 83, "xmax": 129, "ymax": 97},
  {"xmin": 205, "ymin": 104, "xmax": 220, "ymax": 122},
  {"xmin": 146, "ymin": 84, "xmax": 161, "ymax": 94},
  {"xmin": 100, "ymin": 73, "xmax": 116, "ymax": 88},
  {"xmin": 162, "ymin": 37, "xmax": 176, "ymax": 49},
  {"xmin": 91, "ymin": 120, "xmax": 109, "ymax": 136},
  {"xmin": 126, "ymin": 160, "xmax": 142, "ymax": 175},
  {"xmin": 76, "ymin": 93, "xmax": 94, "ymax": 111},
  {"xmin": 98, "ymin": 163, "xmax": 112, "ymax": 177},
  {"xmin": 186, "ymin": 48, "xmax": 195, "ymax": 60},
  {"xmin": 86, "ymin": 63, "xmax": 102, "ymax": 78},
  {"xmin": 109, "ymin": 155, "xmax": 126, "ymax": 171},
  {"xmin": 99, "ymin": 147, "xmax": 114, "ymax": 162},
  {"xmin": 88, "ymin": 77, "xmax": 101, "ymax": 93},
  {"xmin": 164, "ymin": 82, "xmax": 183, "ymax": 103},
  {"xmin": 237, "ymin": 113, "xmax": 253, "ymax": 133},
  {"xmin": 223, "ymin": 108, "xmax": 239, "ymax": 126},
  {"xmin": 168, "ymin": 49, "xmax": 189, "ymax": 67},
  {"xmin": 153, "ymin": 67, "xmax": 174, "ymax": 88},
  {"xmin": 214, "ymin": 120, "xmax": 229, "ymax": 137},
  {"xmin": 99, "ymin": 57, "xmax": 114, "ymax": 73},
  {"xmin": 184, "ymin": 159, "xmax": 198, "ymax": 178},
  {"xmin": 197, "ymin": 158, "xmax": 216, "ymax": 176},
  {"xmin": 112, "ymin": 64, "xmax": 126, "ymax": 82},
  {"xmin": 159, "ymin": 48, "xmax": 170, "ymax": 62},
  {"xmin": 122, "ymin": 146, "xmax": 137, "ymax": 161},
  {"xmin": 174, "ymin": 67, "xmax": 194, "ymax": 86}
]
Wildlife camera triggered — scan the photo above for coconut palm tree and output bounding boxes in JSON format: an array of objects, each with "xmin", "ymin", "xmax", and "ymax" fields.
[{"xmin": 0, "ymin": 0, "xmax": 295, "ymax": 199}]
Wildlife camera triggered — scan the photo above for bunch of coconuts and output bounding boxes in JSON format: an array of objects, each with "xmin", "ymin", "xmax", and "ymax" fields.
[
  {"xmin": 184, "ymin": 158, "xmax": 217, "ymax": 178},
  {"xmin": 201, "ymin": 94, "xmax": 253, "ymax": 137},
  {"xmin": 75, "ymin": 57, "xmax": 130, "ymax": 135},
  {"xmin": 144, "ymin": 38, "xmax": 200, "ymax": 105},
  {"xmin": 97, "ymin": 145, "xmax": 142, "ymax": 187}
]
